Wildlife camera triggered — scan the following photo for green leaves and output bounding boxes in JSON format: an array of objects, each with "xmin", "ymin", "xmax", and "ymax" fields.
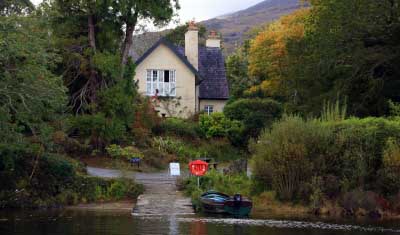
[
  {"xmin": 0, "ymin": 0, "xmax": 34, "ymax": 16},
  {"xmin": 165, "ymin": 22, "xmax": 208, "ymax": 47},
  {"xmin": 224, "ymin": 98, "xmax": 282, "ymax": 138},
  {"xmin": 199, "ymin": 113, "xmax": 242, "ymax": 139},
  {"xmin": 244, "ymin": 0, "xmax": 400, "ymax": 117},
  {"xmin": 0, "ymin": 15, "xmax": 67, "ymax": 142}
]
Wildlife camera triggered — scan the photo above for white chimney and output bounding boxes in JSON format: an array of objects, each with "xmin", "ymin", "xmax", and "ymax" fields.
[
  {"xmin": 206, "ymin": 30, "xmax": 221, "ymax": 48},
  {"xmin": 185, "ymin": 21, "xmax": 199, "ymax": 69}
]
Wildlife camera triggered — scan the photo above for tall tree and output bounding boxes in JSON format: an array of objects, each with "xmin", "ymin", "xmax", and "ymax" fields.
[
  {"xmin": 164, "ymin": 22, "xmax": 207, "ymax": 46},
  {"xmin": 45, "ymin": 0, "xmax": 179, "ymax": 112},
  {"xmin": 0, "ymin": 0, "xmax": 34, "ymax": 16},
  {"xmin": 225, "ymin": 40, "xmax": 252, "ymax": 99},
  {"xmin": 0, "ymin": 14, "xmax": 67, "ymax": 183},
  {"xmin": 247, "ymin": 9, "xmax": 309, "ymax": 102},
  {"xmin": 114, "ymin": 0, "xmax": 180, "ymax": 67},
  {"xmin": 247, "ymin": 0, "xmax": 400, "ymax": 116}
]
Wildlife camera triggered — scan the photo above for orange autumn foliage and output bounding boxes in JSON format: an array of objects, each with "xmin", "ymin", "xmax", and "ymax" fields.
[{"xmin": 247, "ymin": 9, "xmax": 310, "ymax": 97}]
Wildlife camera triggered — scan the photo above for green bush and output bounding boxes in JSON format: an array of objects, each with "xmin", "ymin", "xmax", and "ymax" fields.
[
  {"xmin": 198, "ymin": 139, "xmax": 243, "ymax": 162},
  {"xmin": 251, "ymin": 115, "xmax": 400, "ymax": 202},
  {"xmin": 199, "ymin": 112, "xmax": 242, "ymax": 138},
  {"xmin": 251, "ymin": 115, "xmax": 330, "ymax": 200},
  {"xmin": 107, "ymin": 180, "xmax": 135, "ymax": 200},
  {"xmin": 68, "ymin": 114, "xmax": 127, "ymax": 150},
  {"xmin": 152, "ymin": 118, "xmax": 202, "ymax": 139},
  {"xmin": 152, "ymin": 137, "xmax": 204, "ymax": 161},
  {"xmin": 106, "ymin": 144, "xmax": 144, "ymax": 160},
  {"xmin": 0, "ymin": 148, "xmax": 144, "ymax": 208},
  {"xmin": 141, "ymin": 149, "xmax": 169, "ymax": 169},
  {"xmin": 152, "ymin": 136, "xmax": 242, "ymax": 162},
  {"xmin": 377, "ymin": 138, "xmax": 400, "ymax": 195},
  {"xmin": 224, "ymin": 98, "xmax": 283, "ymax": 138}
]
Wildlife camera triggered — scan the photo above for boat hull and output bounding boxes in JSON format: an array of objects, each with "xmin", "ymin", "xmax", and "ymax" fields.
[
  {"xmin": 199, "ymin": 191, "xmax": 252, "ymax": 217},
  {"xmin": 223, "ymin": 200, "xmax": 252, "ymax": 217}
]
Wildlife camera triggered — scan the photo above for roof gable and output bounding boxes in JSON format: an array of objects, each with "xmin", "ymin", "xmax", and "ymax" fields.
[{"xmin": 135, "ymin": 39, "xmax": 202, "ymax": 84}]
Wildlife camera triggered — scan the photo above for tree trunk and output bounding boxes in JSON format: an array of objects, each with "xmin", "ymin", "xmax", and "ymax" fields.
[
  {"xmin": 121, "ymin": 11, "xmax": 139, "ymax": 73},
  {"xmin": 121, "ymin": 24, "xmax": 135, "ymax": 67},
  {"xmin": 87, "ymin": 14, "xmax": 99, "ymax": 104},
  {"xmin": 88, "ymin": 15, "xmax": 96, "ymax": 51}
]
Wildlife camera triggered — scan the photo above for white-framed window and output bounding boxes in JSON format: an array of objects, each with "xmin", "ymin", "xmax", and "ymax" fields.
[
  {"xmin": 204, "ymin": 105, "xmax": 214, "ymax": 115},
  {"xmin": 146, "ymin": 69, "xmax": 176, "ymax": 97}
]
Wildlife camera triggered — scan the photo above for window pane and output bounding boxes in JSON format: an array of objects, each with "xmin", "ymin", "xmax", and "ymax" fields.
[
  {"xmin": 165, "ymin": 82, "xmax": 170, "ymax": 96},
  {"xmin": 159, "ymin": 81, "xmax": 164, "ymax": 95},
  {"xmin": 170, "ymin": 83, "xmax": 176, "ymax": 96},
  {"xmin": 147, "ymin": 70, "xmax": 151, "ymax": 82},
  {"xmin": 146, "ymin": 82, "xmax": 151, "ymax": 95},
  {"xmin": 152, "ymin": 70, "xmax": 158, "ymax": 82},
  {"xmin": 171, "ymin": 70, "xmax": 176, "ymax": 82},
  {"xmin": 164, "ymin": 70, "xmax": 170, "ymax": 83}
]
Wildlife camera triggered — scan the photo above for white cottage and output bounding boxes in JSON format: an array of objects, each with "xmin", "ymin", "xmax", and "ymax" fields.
[{"xmin": 134, "ymin": 22, "xmax": 229, "ymax": 118}]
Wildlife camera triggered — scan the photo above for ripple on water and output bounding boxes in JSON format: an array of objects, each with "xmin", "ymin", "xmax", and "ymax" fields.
[{"xmin": 172, "ymin": 217, "xmax": 400, "ymax": 234}]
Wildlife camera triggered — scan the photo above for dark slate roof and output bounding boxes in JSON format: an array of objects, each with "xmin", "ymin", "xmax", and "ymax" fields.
[
  {"xmin": 198, "ymin": 47, "xmax": 229, "ymax": 100},
  {"xmin": 135, "ymin": 38, "xmax": 229, "ymax": 100},
  {"xmin": 175, "ymin": 46, "xmax": 229, "ymax": 100}
]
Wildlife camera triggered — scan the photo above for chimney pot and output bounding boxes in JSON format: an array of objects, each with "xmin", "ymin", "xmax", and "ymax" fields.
[
  {"xmin": 206, "ymin": 30, "xmax": 221, "ymax": 48},
  {"xmin": 188, "ymin": 20, "xmax": 198, "ymax": 31}
]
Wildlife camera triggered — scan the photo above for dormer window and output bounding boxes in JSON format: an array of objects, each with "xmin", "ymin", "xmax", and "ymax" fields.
[{"xmin": 146, "ymin": 69, "xmax": 176, "ymax": 97}]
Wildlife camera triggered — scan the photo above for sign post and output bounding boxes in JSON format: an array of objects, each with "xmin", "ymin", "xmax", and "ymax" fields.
[{"xmin": 189, "ymin": 160, "xmax": 209, "ymax": 188}]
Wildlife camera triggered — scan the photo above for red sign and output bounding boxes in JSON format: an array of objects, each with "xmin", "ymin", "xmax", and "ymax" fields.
[{"xmin": 189, "ymin": 160, "xmax": 208, "ymax": 176}]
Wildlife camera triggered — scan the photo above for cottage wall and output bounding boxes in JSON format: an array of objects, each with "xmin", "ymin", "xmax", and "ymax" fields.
[
  {"xmin": 135, "ymin": 44, "xmax": 197, "ymax": 118},
  {"xmin": 199, "ymin": 99, "xmax": 227, "ymax": 113}
]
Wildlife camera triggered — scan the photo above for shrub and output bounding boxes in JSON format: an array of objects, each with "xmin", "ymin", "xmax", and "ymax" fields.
[
  {"xmin": 131, "ymin": 98, "xmax": 161, "ymax": 147},
  {"xmin": 251, "ymin": 115, "xmax": 330, "ymax": 200},
  {"xmin": 72, "ymin": 176, "xmax": 143, "ymax": 202},
  {"xmin": 377, "ymin": 138, "xmax": 400, "ymax": 195},
  {"xmin": 199, "ymin": 113, "xmax": 242, "ymax": 138},
  {"xmin": 224, "ymin": 98, "xmax": 283, "ymax": 138},
  {"xmin": 68, "ymin": 114, "xmax": 127, "ymax": 150},
  {"xmin": 141, "ymin": 149, "xmax": 170, "ymax": 169},
  {"xmin": 107, "ymin": 180, "xmax": 129, "ymax": 200},
  {"xmin": 106, "ymin": 144, "xmax": 144, "ymax": 160},
  {"xmin": 152, "ymin": 118, "xmax": 201, "ymax": 139},
  {"xmin": 152, "ymin": 137, "xmax": 204, "ymax": 161},
  {"xmin": 251, "ymin": 115, "xmax": 400, "ymax": 202},
  {"xmin": 198, "ymin": 139, "xmax": 243, "ymax": 162},
  {"xmin": 382, "ymin": 138, "xmax": 400, "ymax": 170}
]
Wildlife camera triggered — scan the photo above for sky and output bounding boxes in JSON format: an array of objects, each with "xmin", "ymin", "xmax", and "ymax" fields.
[{"xmin": 30, "ymin": 0, "xmax": 264, "ymax": 23}]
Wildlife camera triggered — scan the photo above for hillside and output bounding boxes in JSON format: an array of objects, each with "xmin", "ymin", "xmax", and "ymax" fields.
[
  {"xmin": 203, "ymin": 0, "xmax": 305, "ymax": 54},
  {"xmin": 130, "ymin": 0, "xmax": 303, "ymax": 58}
]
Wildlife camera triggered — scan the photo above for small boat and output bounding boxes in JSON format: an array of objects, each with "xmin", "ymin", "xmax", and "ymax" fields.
[{"xmin": 200, "ymin": 191, "xmax": 252, "ymax": 217}]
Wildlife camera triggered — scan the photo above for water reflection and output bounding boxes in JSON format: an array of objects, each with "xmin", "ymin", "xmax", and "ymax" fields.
[
  {"xmin": 1, "ymin": 210, "xmax": 400, "ymax": 235},
  {"xmin": 169, "ymin": 214, "xmax": 178, "ymax": 235},
  {"xmin": 190, "ymin": 219, "xmax": 207, "ymax": 235}
]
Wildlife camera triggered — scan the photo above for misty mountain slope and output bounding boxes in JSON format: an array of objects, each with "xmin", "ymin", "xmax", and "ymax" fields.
[
  {"xmin": 130, "ymin": 0, "xmax": 303, "ymax": 59},
  {"xmin": 203, "ymin": 0, "xmax": 304, "ymax": 54}
]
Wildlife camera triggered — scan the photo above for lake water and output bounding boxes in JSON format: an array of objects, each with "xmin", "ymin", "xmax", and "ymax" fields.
[{"xmin": 1, "ymin": 210, "xmax": 400, "ymax": 235}]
